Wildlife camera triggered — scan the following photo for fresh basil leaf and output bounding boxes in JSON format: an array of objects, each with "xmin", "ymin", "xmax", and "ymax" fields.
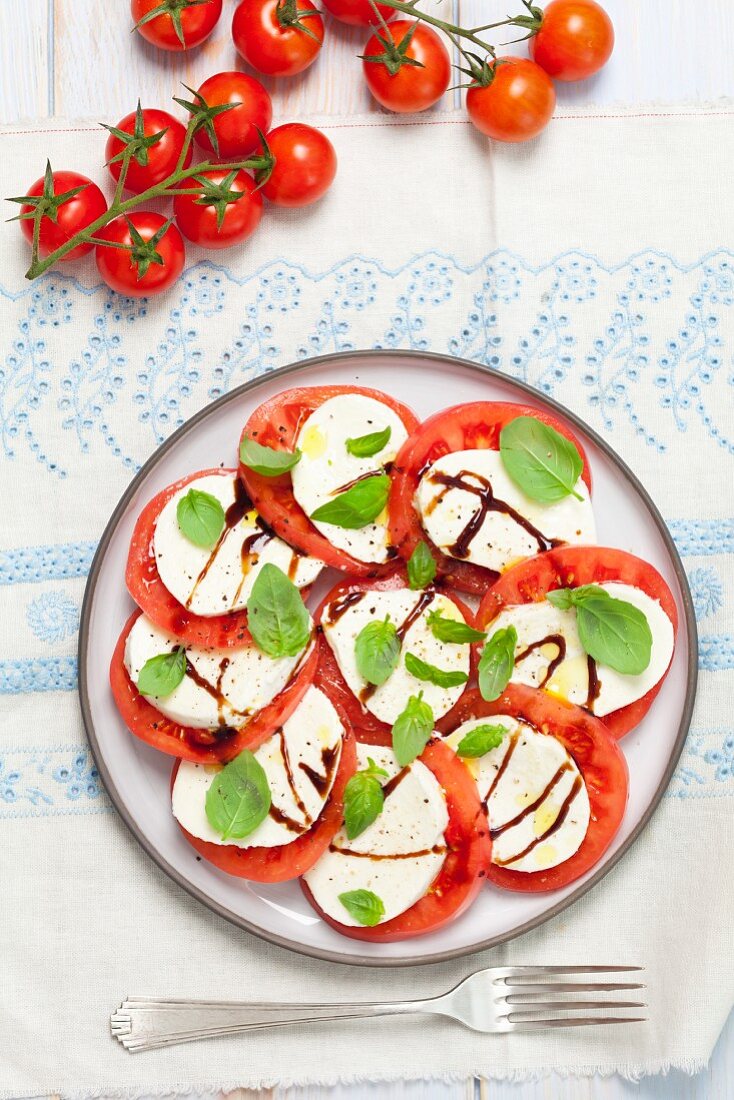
[
  {"xmin": 546, "ymin": 585, "xmax": 652, "ymax": 675},
  {"xmin": 343, "ymin": 757, "xmax": 388, "ymax": 840},
  {"xmin": 346, "ymin": 425, "xmax": 391, "ymax": 458},
  {"xmin": 137, "ymin": 647, "xmax": 186, "ymax": 697},
  {"xmin": 499, "ymin": 416, "xmax": 584, "ymax": 504},
  {"xmin": 392, "ymin": 692, "xmax": 434, "ymax": 766},
  {"xmin": 457, "ymin": 723, "xmax": 508, "ymax": 757},
  {"xmin": 176, "ymin": 488, "xmax": 225, "ymax": 549},
  {"xmin": 407, "ymin": 540, "xmax": 437, "ymax": 590},
  {"xmin": 355, "ymin": 617, "xmax": 400, "ymax": 686},
  {"xmin": 246, "ymin": 563, "xmax": 311, "ymax": 658},
  {"xmin": 338, "ymin": 889, "xmax": 385, "ymax": 927},
  {"xmin": 204, "ymin": 750, "xmax": 271, "ymax": 841},
  {"xmin": 404, "ymin": 651, "xmax": 468, "ymax": 689},
  {"xmin": 239, "ymin": 437, "xmax": 302, "ymax": 477},
  {"xmin": 478, "ymin": 625, "xmax": 518, "ymax": 702},
  {"xmin": 575, "ymin": 593, "xmax": 652, "ymax": 675},
  {"xmin": 310, "ymin": 474, "xmax": 390, "ymax": 529},
  {"xmin": 427, "ymin": 609, "xmax": 486, "ymax": 644}
]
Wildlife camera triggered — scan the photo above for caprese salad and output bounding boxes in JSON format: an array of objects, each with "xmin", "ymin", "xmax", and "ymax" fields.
[{"xmin": 109, "ymin": 382, "xmax": 678, "ymax": 942}]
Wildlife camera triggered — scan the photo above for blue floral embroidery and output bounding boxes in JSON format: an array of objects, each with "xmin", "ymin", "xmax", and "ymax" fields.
[
  {"xmin": 0, "ymin": 747, "xmax": 108, "ymax": 817},
  {"xmin": 670, "ymin": 728, "xmax": 734, "ymax": 796},
  {"xmin": 0, "ymin": 541, "xmax": 97, "ymax": 585},
  {"xmin": 703, "ymin": 733, "xmax": 734, "ymax": 782},
  {"xmin": 26, "ymin": 591, "xmax": 79, "ymax": 643},
  {"xmin": 688, "ymin": 566, "xmax": 724, "ymax": 620},
  {"xmin": 51, "ymin": 751, "xmax": 100, "ymax": 801}
]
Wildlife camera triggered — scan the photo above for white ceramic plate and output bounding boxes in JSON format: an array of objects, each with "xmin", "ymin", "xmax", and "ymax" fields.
[{"xmin": 78, "ymin": 350, "xmax": 697, "ymax": 966}]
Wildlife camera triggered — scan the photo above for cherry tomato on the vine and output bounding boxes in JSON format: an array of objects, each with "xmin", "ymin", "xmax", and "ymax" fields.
[
  {"xmin": 105, "ymin": 107, "xmax": 192, "ymax": 195},
  {"xmin": 193, "ymin": 72, "xmax": 273, "ymax": 160},
  {"xmin": 174, "ymin": 169, "xmax": 263, "ymax": 249},
  {"xmin": 18, "ymin": 170, "xmax": 107, "ymax": 261},
  {"xmin": 232, "ymin": 0, "xmax": 324, "ymax": 77},
  {"xmin": 362, "ymin": 20, "xmax": 451, "ymax": 113},
  {"xmin": 322, "ymin": 0, "xmax": 395, "ymax": 27},
  {"xmin": 131, "ymin": 0, "xmax": 222, "ymax": 50},
  {"xmin": 261, "ymin": 123, "xmax": 337, "ymax": 207},
  {"xmin": 530, "ymin": 0, "xmax": 614, "ymax": 81},
  {"xmin": 95, "ymin": 212, "xmax": 185, "ymax": 297},
  {"xmin": 466, "ymin": 57, "xmax": 556, "ymax": 143}
]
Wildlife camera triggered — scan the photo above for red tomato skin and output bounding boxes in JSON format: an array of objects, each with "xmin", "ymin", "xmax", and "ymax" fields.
[
  {"xmin": 322, "ymin": 0, "xmax": 395, "ymax": 26},
  {"xmin": 95, "ymin": 212, "xmax": 185, "ymax": 297},
  {"xmin": 110, "ymin": 610, "xmax": 319, "ymax": 762},
  {"xmin": 447, "ymin": 683, "xmax": 628, "ymax": 892},
  {"xmin": 173, "ymin": 701, "xmax": 358, "ymax": 881},
  {"xmin": 105, "ymin": 109, "xmax": 192, "ymax": 194},
  {"xmin": 466, "ymin": 57, "xmax": 555, "ymax": 142},
  {"xmin": 232, "ymin": 0, "xmax": 324, "ymax": 77},
  {"xmin": 313, "ymin": 570, "xmax": 479, "ymax": 745},
  {"xmin": 530, "ymin": 0, "xmax": 614, "ymax": 82},
  {"xmin": 19, "ymin": 171, "xmax": 107, "ymax": 260},
  {"xmin": 261, "ymin": 124, "xmax": 337, "ymax": 207},
  {"xmin": 194, "ymin": 72, "xmax": 273, "ymax": 160},
  {"xmin": 174, "ymin": 170, "xmax": 263, "ymax": 249},
  {"xmin": 131, "ymin": 0, "xmax": 222, "ymax": 50},
  {"xmin": 388, "ymin": 401, "xmax": 593, "ymax": 596},
  {"xmin": 238, "ymin": 385, "xmax": 420, "ymax": 576},
  {"xmin": 125, "ymin": 469, "xmax": 258, "ymax": 647},
  {"xmin": 302, "ymin": 738, "xmax": 491, "ymax": 941},
  {"xmin": 363, "ymin": 21, "xmax": 451, "ymax": 113},
  {"xmin": 476, "ymin": 546, "xmax": 678, "ymax": 740}
]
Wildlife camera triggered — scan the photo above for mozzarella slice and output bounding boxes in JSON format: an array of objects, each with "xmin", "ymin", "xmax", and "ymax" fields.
[
  {"xmin": 416, "ymin": 449, "xmax": 595, "ymax": 573},
  {"xmin": 303, "ymin": 744, "xmax": 448, "ymax": 926},
  {"xmin": 172, "ymin": 686, "xmax": 344, "ymax": 849},
  {"xmin": 154, "ymin": 473, "xmax": 322, "ymax": 617},
  {"xmin": 488, "ymin": 582, "xmax": 674, "ymax": 718},
  {"xmin": 290, "ymin": 393, "xmax": 409, "ymax": 564},
  {"xmin": 322, "ymin": 588, "xmax": 470, "ymax": 725},
  {"xmin": 124, "ymin": 613, "xmax": 312, "ymax": 730},
  {"xmin": 444, "ymin": 718, "xmax": 590, "ymax": 873}
]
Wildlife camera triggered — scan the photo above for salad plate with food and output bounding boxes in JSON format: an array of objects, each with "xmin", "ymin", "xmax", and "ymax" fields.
[{"xmin": 79, "ymin": 349, "xmax": 696, "ymax": 965}]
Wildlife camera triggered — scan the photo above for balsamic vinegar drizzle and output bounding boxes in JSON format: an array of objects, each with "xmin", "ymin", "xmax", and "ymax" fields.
[
  {"xmin": 494, "ymin": 776, "xmax": 583, "ymax": 868},
  {"xmin": 268, "ymin": 738, "xmax": 341, "ymax": 835},
  {"xmin": 358, "ymin": 590, "xmax": 435, "ymax": 705},
  {"xmin": 331, "ymin": 462, "xmax": 394, "ymax": 497},
  {"xmin": 586, "ymin": 654, "xmax": 601, "ymax": 712},
  {"xmin": 425, "ymin": 469, "xmax": 562, "ymax": 559},
  {"xmin": 514, "ymin": 633, "xmax": 567, "ymax": 689},
  {"xmin": 184, "ymin": 655, "xmax": 251, "ymax": 726},
  {"xmin": 184, "ymin": 479, "xmax": 281, "ymax": 610},
  {"xmin": 489, "ymin": 762, "xmax": 571, "ymax": 840},
  {"xmin": 327, "ymin": 590, "xmax": 365, "ymax": 624}
]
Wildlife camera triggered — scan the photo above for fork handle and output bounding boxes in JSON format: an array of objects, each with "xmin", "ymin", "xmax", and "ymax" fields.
[{"xmin": 112, "ymin": 996, "xmax": 436, "ymax": 1051}]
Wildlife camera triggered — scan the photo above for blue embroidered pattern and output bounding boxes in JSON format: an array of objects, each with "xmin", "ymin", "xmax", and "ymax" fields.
[
  {"xmin": 0, "ymin": 747, "xmax": 106, "ymax": 817},
  {"xmin": 26, "ymin": 591, "xmax": 79, "ymax": 643},
  {"xmin": 0, "ymin": 540, "xmax": 96, "ymax": 585}
]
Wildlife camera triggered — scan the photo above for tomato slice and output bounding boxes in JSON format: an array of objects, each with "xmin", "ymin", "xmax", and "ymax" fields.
[
  {"xmin": 388, "ymin": 401, "xmax": 593, "ymax": 596},
  {"xmin": 109, "ymin": 610, "xmax": 318, "ymax": 762},
  {"xmin": 126, "ymin": 469, "xmax": 254, "ymax": 649},
  {"xmin": 446, "ymin": 684, "xmax": 628, "ymax": 892},
  {"xmin": 476, "ymin": 546, "xmax": 678, "ymax": 739},
  {"xmin": 313, "ymin": 569, "xmax": 478, "ymax": 744},
  {"xmin": 238, "ymin": 385, "xmax": 420, "ymax": 577},
  {"xmin": 301, "ymin": 737, "xmax": 491, "ymax": 941},
  {"xmin": 172, "ymin": 701, "xmax": 358, "ymax": 882}
]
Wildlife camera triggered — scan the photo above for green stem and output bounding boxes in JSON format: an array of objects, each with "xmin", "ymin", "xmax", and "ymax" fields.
[
  {"xmin": 366, "ymin": 0, "xmax": 500, "ymax": 56},
  {"xmin": 25, "ymin": 144, "xmax": 273, "ymax": 281}
]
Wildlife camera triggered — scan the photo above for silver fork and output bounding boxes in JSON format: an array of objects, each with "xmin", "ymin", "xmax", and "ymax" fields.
[{"xmin": 111, "ymin": 965, "xmax": 646, "ymax": 1051}]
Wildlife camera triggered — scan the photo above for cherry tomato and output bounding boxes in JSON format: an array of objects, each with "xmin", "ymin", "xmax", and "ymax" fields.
[
  {"xmin": 466, "ymin": 57, "xmax": 555, "ymax": 143},
  {"xmin": 261, "ymin": 123, "xmax": 337, "ymax": 207},
  {"xmin": 232, "ymin": 0, "xmax": 324, "ymax": 77},
  {"xmin": 174, "ymin": 168, "xmax": 263, "ymax": 249},
  {"xmin": 18, "ymin": 170, "xmax": 107, "ymax": 261},
  {"xmin": 193, "ymin": 72, "xmax": 273, "ymax": 160},
  {"xmin": 530, "ymin": 0, "xmax": 614, "ymax": 82},
  {"xmin": 105, "ymin": 107, "xmax": 192, "ymax": 195},
  {"xmin": 362, "ymin": 20, "xmax": 451, "ymax": 113},
  {"xmin": 322, "ymin": 0, "xmax": 395, "ymax": 26},
  {"xmin": 95, "ymin": 211, "xmax": 185, "ymax": 297},
  {"xmin": 131, "ymin": 0, "xmax": 222, "ymax": 50}
]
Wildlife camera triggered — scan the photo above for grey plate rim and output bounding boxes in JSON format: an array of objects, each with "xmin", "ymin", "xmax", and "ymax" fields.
[{"xmin": 77, "ymin": 348, "xmax": 698, "ymax": 968}]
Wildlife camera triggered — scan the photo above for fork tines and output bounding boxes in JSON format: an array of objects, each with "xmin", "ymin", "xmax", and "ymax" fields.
[{"xmin": 494, "ymin": 965, "xmax": 647, "ymax": 1031}]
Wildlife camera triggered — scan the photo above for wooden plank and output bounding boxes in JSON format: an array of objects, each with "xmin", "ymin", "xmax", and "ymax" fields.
[
  {"xmin": 0, "ymin": 0, "xmax": 49, "ymax": 123},
  {"xmin": 47, "ymin": 0, "xmax": 456, "ymax": 121}
]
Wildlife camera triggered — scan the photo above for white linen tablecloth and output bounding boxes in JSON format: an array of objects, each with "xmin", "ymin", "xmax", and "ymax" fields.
[{"xmin": 1, "ymin": 103, "xmax": 733, "ymax": 1097}]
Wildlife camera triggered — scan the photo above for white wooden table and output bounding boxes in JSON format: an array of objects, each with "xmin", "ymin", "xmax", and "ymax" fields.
[{"xmin": 2, "ymin": 0, "xmax": 732, "ymax": 1095}]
